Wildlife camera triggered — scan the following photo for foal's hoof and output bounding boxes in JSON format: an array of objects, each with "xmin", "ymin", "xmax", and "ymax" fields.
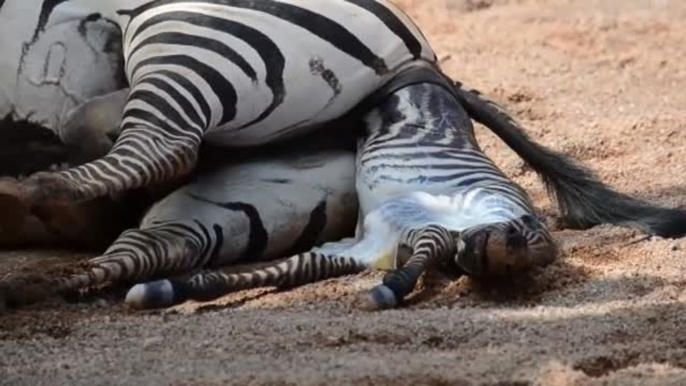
[
  {"xmin": 0, "ymin": 178, "xmax": 31, "ymax": 237},
  {"xmin": 353, "ymin": 285, "xmax": 398, "ymax": 311}
]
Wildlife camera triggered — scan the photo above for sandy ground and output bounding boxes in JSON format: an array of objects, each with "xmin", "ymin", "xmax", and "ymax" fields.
[{"xmin": 2, "ymin": 0, "xmax": 686, "ymax": 384}]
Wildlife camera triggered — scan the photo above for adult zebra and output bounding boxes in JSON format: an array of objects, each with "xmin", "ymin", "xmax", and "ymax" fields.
[
  {"xmin": 0, "ymin": 0, "xmax": 425, "ymax": 247},
  {"xmin": 0, "ymin": 0, "xmax": 436, "ymax": 208}
]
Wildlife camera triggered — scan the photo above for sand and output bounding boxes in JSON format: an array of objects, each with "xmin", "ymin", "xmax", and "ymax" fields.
[{"xmin": 1, "ymin": 0, "xmax": 686, "ymax": 384}]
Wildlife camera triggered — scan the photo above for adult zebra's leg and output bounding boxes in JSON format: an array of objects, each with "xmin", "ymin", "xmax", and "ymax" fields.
[
  {"xmin": 0, "ymin": 88, "xmax": 157, "ymax": 249},
  {"xmin": 126, "ymin": 252, "xmax": 365, "ymax": 309},
  {"xmin": 354, "ymin": 225, "xmax": 457, "ymax": 311},
  {"xmin": 454, "ymin": 215, "xmax": 557, "ymax": 278},
  {"xmin": 0, "ymin": 73, "xmax": 205, "ymax": 214},
  {"xmin": 0, "ymin": 221, "xmax": 218, "ymax": 310}
]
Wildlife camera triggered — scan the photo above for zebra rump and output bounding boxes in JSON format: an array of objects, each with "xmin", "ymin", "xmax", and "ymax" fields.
[{"xmin": 452, "ymin": 82, "xmax": 686, "ymax": 238}]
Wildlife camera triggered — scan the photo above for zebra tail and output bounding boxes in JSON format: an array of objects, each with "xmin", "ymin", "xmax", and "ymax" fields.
[
  {"xmin": 452, "ymin": 81, "xmax": 686, "ymax": 238},
  {"xmin": 125, "ymin": 252, "xmax": 365, "ymax": 309}
]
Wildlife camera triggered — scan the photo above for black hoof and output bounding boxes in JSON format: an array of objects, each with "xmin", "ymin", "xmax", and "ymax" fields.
[{"xmin": 353, "ymin": 285, "xmax": 398, "ymax": 311}]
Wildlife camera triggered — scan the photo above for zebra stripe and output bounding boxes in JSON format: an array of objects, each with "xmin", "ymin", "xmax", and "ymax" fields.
[{"xmin": 188, "ymin": 194, "xmax": 270, "ymax": 264}]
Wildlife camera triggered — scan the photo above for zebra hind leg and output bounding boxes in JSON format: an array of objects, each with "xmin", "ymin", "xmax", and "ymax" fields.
[
  {"xmin": 0, "ymin": 72, "xmax": 204, "ymax": 230},
  {"xmin": 454, "ymin": 215, "xmax": 557, "ymax": 278},
  {"xmin": 126, "ymin": 252, "xmax": 365, "ymax": 309},
  {"xmin": 0, "ymin": 222, "xmax": 214, "ymax": 312},
  {"xmin": 0, "ymin": 89, "xmax": 133, "ymax": 248},
  {"xmin": 354, "ymin": 225, "xmax": 457, "ymax": 311}
]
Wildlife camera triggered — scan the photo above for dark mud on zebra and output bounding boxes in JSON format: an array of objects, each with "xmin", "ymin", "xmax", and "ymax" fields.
[{"xmin": 3, "ymin": 0, "xmax": 686, "ymax": 384}]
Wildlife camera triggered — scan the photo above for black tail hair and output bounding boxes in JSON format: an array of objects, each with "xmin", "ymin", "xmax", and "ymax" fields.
[{"xmin": 451, "ymin": 81, "xmax": 686, "ymax": 238}]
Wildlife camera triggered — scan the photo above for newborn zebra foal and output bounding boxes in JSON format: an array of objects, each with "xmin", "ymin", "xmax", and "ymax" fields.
[
  {"xmin": 131, "ymin": 72, "xmax": 557, "ymax": 310},
  {"xmin": 0, "ymin": 130, "xmax": 358, "ymax": 311},
  {"xmin": 132, "ymin": 62, "xmax": 686, "ymax": 310}
]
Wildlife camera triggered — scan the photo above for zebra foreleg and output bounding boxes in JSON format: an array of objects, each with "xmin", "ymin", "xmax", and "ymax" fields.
[
  {"xmin": 126, "ymin": 252, "xmax": 366, "ymax": 309},
  {"xmin": 355, "ymin": 224, "xmax": 457, "ymax": 311},
  {"xmin": 454, "ymin": 215, "xmax": 557, "ymax": 278}
]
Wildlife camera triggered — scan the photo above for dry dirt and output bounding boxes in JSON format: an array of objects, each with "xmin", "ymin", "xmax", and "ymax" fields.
[{"xmin": 2, "ymin": 0, "xmax": 686, "ymax": 384}]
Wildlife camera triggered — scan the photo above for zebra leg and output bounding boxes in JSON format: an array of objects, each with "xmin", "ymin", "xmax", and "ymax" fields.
[
  {"xmin": 354, "ymin": 225, "xmax": 457, "ymax": 311},
  {"xmin": 0, "ymin": 88, "xmax": 149, "ymax": 249},
  {"xmin": 454, "ymin": 215, "xmax": 557, "ymax": 278},
  {"xmin": 126, "ymin": 252, "xmax": 365, "ymax": 309},
  {"xmin": 0, "ymin": 73, "xmax": 204, "ymax": 219},
  {"xmin": 0, "ymin": 221, "xmax": 217, "ymax": 310}
]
